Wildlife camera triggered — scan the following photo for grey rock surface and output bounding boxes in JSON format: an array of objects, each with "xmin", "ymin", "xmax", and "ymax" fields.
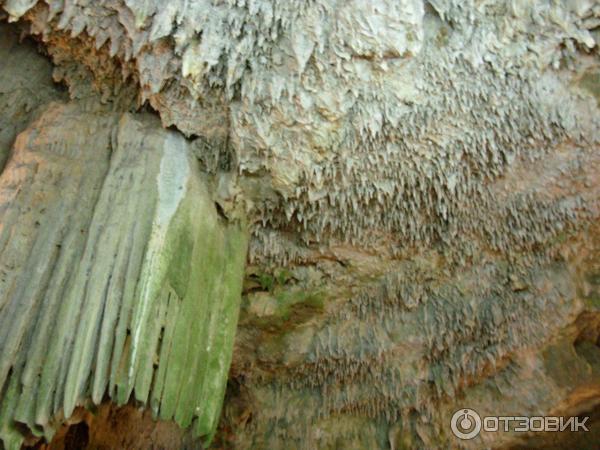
[
  {"xmin": 0, "ymin": 0, "xmax": 599, "ymax": 449},
  {"xmin": 0, "ymin": 22, "xmax": 64, "ymax": 170}
]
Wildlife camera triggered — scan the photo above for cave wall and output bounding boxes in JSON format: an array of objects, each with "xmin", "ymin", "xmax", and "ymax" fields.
[
  {"xmin": 0, "ymin": 23, "xmax": 64, "ymax": 171},
  {"xmin": 0, "ymin": 0, "xmax": 599, "ymax": 449}
]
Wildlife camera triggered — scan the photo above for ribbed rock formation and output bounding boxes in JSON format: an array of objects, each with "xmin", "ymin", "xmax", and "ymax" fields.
[
  {"xmin": 0, "ymin": 34, "xmax": 248, "ymax": 448},
  {"xmin": 0, "ymin": 0, "xmax": 599, "ymax": 449}
]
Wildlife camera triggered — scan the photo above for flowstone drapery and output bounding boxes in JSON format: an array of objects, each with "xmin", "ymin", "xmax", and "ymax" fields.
[{"xmin": 0, "ymin": 94, "xmax": 247, "ymax": 449}]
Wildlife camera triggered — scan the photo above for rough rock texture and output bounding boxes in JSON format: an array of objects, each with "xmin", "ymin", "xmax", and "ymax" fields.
[
  {"xmin": 0, "ymin": 0, "xmax": 599, "ymax": 449},
  {"xmin": 26, "ymin": 403, "xmax": 201, "ymax": 450},
  {"xmin": 1, "ymin": 0, "xmax": 598, "ymax": 258},
  {"xmin": 0, "ymin": 23, "xmax": 64, "ymax": 171},
  {"xmin": 220, "ymin": 233, "xmax": 600, "ymax": 449}
]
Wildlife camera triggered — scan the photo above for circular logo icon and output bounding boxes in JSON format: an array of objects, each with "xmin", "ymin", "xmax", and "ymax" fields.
[{"xmin": 451, "ymin": 408, "xmax": 482, "ymax": 440}]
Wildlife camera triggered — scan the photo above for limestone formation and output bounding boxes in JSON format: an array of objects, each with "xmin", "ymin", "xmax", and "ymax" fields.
[
  {"xmin": 0, "ymin": 24, "xmax": 64, "ymax": 170},
  {"xmin": 0, "ymin": 0, "xmax": 599, "ymax": 449},
  {"xmin": 0, "ymin": 44, "xmax": 248, "ymax": 449}
]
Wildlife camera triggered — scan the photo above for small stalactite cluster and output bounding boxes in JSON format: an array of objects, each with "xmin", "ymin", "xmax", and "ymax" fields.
[{"xmin": 225, "ymin": 255, "xmax": 587, "ymax": 449}]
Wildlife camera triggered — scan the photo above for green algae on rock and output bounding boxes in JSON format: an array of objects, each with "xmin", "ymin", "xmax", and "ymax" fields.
[{"xmin": 0, "ymin": 102, "xmax": 248, "ymax": 449}]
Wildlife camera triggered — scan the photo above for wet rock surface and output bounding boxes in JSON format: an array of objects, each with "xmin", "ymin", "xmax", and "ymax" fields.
[
  {"xmin": 0, "ymin": 1, "xmax": 599, "ymax": 449},
  {"xmin": 0, "ymin": 27, "xmax": 248, "ymax": 449}
]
